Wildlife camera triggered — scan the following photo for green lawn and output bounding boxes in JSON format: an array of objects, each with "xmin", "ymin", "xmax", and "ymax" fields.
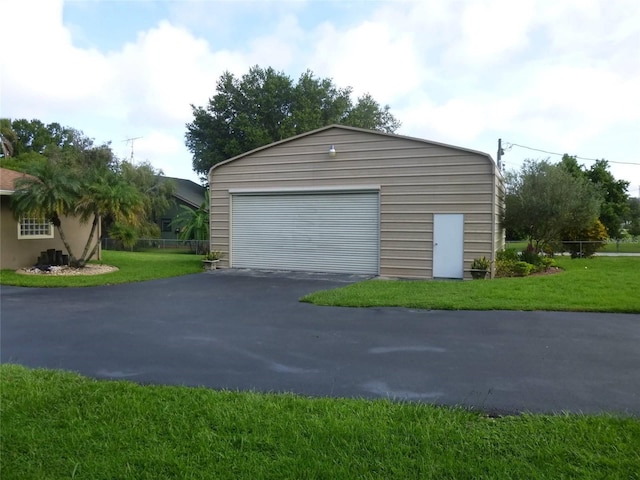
[
  {"xmin": 2, "ymin": 365, "xmax": 638, "ymax": 480},
  {"xmin": 0, "ymin": 250, "xmax": 202, "ymax": 287},
  {"xmin": 601, "ymin": 240, "xmax": 640, "ymax": 253},
  {"xmin": 303, "ymin": 257, "xmax": 640, "ymax": 313}
]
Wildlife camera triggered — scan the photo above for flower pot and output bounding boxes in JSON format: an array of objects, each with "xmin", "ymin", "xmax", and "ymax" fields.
[
  {"xmin": 470, "ymin": 269, "xmax": 488, "ymax": 280},
  {"xmin": 202, "ymin": 260, "xmax": 219, "ymax": 271}
]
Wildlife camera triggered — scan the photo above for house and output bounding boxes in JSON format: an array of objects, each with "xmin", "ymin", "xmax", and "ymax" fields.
[
  {"xmin": 208, "ymin": 125, "xmax": 505, "ymax": 279},
  {"xmin": 157, "ymin": 176, "xmax": 207, "ymax": 239},
  {"xmin": 0, "ymin": 167, "xmax": 97, "ymax": 270}
]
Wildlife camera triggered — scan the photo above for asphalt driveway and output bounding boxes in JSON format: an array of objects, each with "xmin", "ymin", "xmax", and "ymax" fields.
[{"xmin": 1, "ymin": 270, "xmax": 639, "ymax": 416}]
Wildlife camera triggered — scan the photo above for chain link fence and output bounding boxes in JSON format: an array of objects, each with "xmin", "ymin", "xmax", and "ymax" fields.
[
  {"xmin": 102, "ymin": 238, "xmax": 209, "ymax": 254},
  {"xmin": 506, "ymin": 239, "xmax": 640, "ymax": 256}
]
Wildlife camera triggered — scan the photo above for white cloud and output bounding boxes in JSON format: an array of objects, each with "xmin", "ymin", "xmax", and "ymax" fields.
[
  {"xmin": 309, "ymin": 20, "xmax": 426, "ymax": 104},
  {"xmin": 246, "ymin": 14, "xmax": 304, "ymax": 70},
  {"xmin": 108, "ymin": 20, "xmax": 242, "ymax": 128},
  {"xmin": 449, "ymin": 0, "xmax": 536, "ymax": 65},
  {"xmin": 0, "ymin": 0, "xmax": 114, "ymax": 117},
  {"xmin": 130, "ymin": 131, "xmax": 185, "ymax": 176},
  {"xmin": 1, "ymin": 0, "xmax": 638, "ymax": 190}
]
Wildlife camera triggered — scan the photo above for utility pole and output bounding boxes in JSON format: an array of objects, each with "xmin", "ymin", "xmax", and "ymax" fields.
[
  {"xmin": 123, "ymin": 136, "xmax": 143, "ymax": 163},
  {"xmin": 497, "ymin": 138, "xmax": 505, "ymax": 170}
]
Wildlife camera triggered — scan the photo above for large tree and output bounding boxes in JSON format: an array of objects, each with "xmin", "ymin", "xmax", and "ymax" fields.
[
  {"xmin": 626, "ymin": 197, "xmax": 640, "ymax": 237},
  {"xmin": 185, "ymin": 66, "xmax": 401, "ymax": 177},
  {"xmin": 503, "ymin": 159, "xmax": 602, "ymax": 249},
  {"xmin": 106, "ymin": 161, "xmax": 176, "ymax": 248},
  {"xmin": 585, "ymin": 160, "xmax": 630, "ymax": 239},
  {"xmin": 4, "ymin": 118, "xmax": 81, "ymax": 157},
  {"xmin": 118, "ymin": 160, "xmax": 175, "ymax": 234},
  {"xmin": 559, "ymin": 155, "xmax": 630, "ymax": 239},
  {"xmin": 1, "ymin": 118, "xmax": 99, "ymax": 173}
]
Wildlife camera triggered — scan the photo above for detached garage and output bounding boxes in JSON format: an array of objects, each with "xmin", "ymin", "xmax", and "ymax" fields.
[{"xmin": 208, "ymin": 125, "xmax": 504, "ymax": 279}]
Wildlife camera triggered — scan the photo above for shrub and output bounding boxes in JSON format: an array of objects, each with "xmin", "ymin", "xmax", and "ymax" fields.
[
  {"xmin": 561, "ymin": 219, "xmax": 608, "ymax": 258},
  {"xmin": 496, "ymin": 260, "xmax": 535, "ymax": 277},
  {"xmin": 513, "ymin": 261, "xmax": 534, "ymax": 276},
  {"xmin": 108, "ymin": 223, "xmax": 138, "ymax": 251},
  {"xmin": 520, "ymin": 247, "xmax": 543, "ymax": 267},
  {"xmin": 471, "ymin": 257, "xmax": 490, "ymax": 270},
  {"xmin": 541, "ymin": 257, "xmax": 556, "ymax": 270},
  {"xmin": 495, "ymin": 251, "xmax": 555, "ymax": 277},
  {"xmin": 496, "ymin": 248, "xmax": 520, "ymax": 262},
  {"xmin": 495, "ymin": 259, "xmax": 517, "ymax": 278}
]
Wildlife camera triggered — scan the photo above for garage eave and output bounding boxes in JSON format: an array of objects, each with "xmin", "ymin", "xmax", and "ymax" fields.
[{"xmin": 228, "ymin": 185, "xmax": 381, "ymax": 195}]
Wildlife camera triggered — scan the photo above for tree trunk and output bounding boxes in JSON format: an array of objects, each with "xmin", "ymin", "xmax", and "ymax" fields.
[
  {"xmin": 55, "ymin": 224, "xmax": 78, "ymax": 267},
  {"xmin": 77, "ymin": 214, "xmax": 100, "ymax": 266},
  {"xmin": 85, "ymin": 240, "xmax": 101, "ymax": 264}
]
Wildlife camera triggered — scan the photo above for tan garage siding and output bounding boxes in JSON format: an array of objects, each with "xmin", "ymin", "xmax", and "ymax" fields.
[
  {"xmin": 209, "ymin": 125, "xmax": 504, "ymax": 279},
  {"xmin": 210, "ymin": 175, "xmax": 493, "ymax": 191}
]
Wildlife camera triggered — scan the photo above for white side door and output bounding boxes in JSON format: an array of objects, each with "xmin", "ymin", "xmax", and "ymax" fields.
[{"xmin": 433, "ymin": 214, "xmax": 464, "ymax": 279}]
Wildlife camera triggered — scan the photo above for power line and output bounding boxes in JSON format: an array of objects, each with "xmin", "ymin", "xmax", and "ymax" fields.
[{"xmin": 504, "ymin": 142, "xmax": 640, "ymax": 166}]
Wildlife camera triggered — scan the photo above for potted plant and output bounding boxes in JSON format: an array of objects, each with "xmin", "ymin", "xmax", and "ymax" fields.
[
  {"xmin": 202, "ymin": 251, "xmax": 222, "ymax": 270},
  {"xmin": 470, "ymin": 256, "xmax": 490, "ymax": 279}
]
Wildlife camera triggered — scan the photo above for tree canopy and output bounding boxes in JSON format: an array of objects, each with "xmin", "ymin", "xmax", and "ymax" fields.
[
  {"xmin": 185, "ymin": 66, "xmax": 401, "ymax": 177},
  {"xmin": 559, "ymin": 155, "xmax": 630, "ymax": 239},
  {"xmin": 626, "ymin": 197, "xmax": 640, "ymax": 236},
  {"xmin": 503, "ymin": 159, "xmax": 602, "ymax": 249},
  {"xmin": 1, "ymin": 118, "xmax": 89, "ymax": 158},
  {"xmin": 4, "ymin": 118, "xmax": 176, "ymax": 265}
]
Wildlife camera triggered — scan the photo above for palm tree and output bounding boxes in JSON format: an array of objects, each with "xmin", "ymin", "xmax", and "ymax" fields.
[
  {"xmin": 171, "ymin": 190, "xmax": 209, "ymax": 254},
  {"xmin": 11, "ymin": 159, "xmax": 146, "ymax": 267},
  {"xmin": 11, "ymin": 160, "xmax": 82, "ymax": 264},
  {"xmin": 75, "ymin": 170, "xmax": 145, "ymax": 265}
]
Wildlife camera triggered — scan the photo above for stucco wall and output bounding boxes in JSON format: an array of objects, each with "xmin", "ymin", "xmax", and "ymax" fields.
[{"xmin": 0, "ymin": 196, "xmax": 99, "ymax": 270}]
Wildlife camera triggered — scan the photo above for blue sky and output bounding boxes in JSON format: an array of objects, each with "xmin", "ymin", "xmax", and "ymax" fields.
[{"xmin": 2, "ymin": 0, "xmax": 639, "ymax": 193}]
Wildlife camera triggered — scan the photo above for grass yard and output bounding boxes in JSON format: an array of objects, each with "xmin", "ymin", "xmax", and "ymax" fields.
[
  {"xmin": 601, "ymin": 240, "xmax": 640, "ymax": 253},
  {"xmin": 303, "ymin": 257, "xmax": 640, "ymax": 313},
  {"xmin": 2, "ymin": 365, "xmax": 638, "ymax": 480},
  {"xmin": 0, "ymin": 250, "xmax": 202, "ymax": 287}
]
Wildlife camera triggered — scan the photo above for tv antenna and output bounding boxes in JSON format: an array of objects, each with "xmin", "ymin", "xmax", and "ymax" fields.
[{"xmin": 123, "ymin": 136, "xmax": 143, "ymax": 163}]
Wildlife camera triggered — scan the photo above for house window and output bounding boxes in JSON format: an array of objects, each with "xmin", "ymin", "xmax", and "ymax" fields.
[
  {"xmin": 161, "ymin": 218, "xmax": 173, "ymax": 233},
  {"xmin": 18, "ymin": 217, "xmax": 54, "ymax": 239}
]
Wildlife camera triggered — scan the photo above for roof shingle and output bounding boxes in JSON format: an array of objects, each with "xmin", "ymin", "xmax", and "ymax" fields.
[{"xmin": 0, "ymin": 167, "xmax": 37, "ymax": 193}]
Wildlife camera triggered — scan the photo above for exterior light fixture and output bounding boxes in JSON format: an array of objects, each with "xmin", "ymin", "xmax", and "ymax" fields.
[{"xmin": 328, "ymin": 145, "xmax": 336, "ymax": 157}]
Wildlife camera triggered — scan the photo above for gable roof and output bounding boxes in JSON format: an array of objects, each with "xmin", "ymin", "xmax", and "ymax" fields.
[
  {"xmin": 160, "ymin": 176, "xmax": 206, "ymax": 208},
  {"xmin": 0, "ymin": 167, "xmax": 37, "ymax": 195},
  {"xmin": 209, "ymin": 124, "xmax": 496, "ymax": 176}
]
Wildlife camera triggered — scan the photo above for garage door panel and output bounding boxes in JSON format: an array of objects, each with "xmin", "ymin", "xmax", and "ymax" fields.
[{"xmin": 232, "ymin": 192, "xmax": 379, "ymax": 274}]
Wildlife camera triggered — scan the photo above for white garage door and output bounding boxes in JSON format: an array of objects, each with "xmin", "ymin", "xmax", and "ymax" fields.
[{"xmin": 231, "ymin": 191, "xmax": 379, "ymax": 274}]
